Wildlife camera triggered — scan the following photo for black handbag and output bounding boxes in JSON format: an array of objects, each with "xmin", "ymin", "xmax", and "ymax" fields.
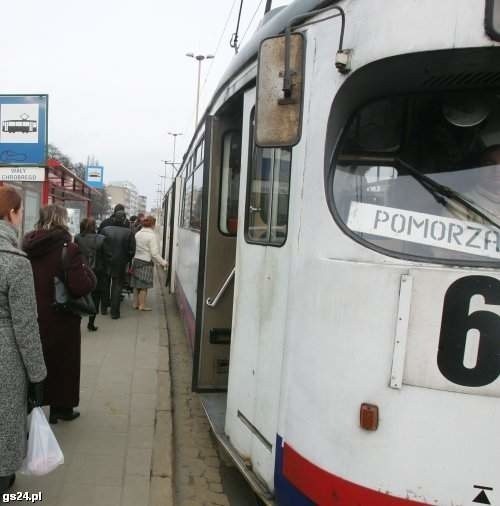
[{"xmin": 53, "ymin": 243, "xmax": 96, "ymax": 317}]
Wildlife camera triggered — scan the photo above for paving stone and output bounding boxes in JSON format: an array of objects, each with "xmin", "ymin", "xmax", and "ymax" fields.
[
  {"xmin": 94, "ymin": 485, "xmax": 122, "ymax": 506},
  {"xmin": 57, "ymin": 483, "xmax": 96, "ymax": 506},
  {"xmin": 125, "ymin": 447, "xmax": 153, "ymax": 477},
  {"xmin": 131, "ymin": 393, "xmax": 157, "ymax": 411},
  {"xmin": 130, "ymin": 406, "xmax": 156, "ymax": 427},
  {"xmin": 149, "ymin": 476, "xmax": 174, "ymax": 506},
  {"xmin": 209, "ymin": 482, "xmax": 224, "ymax": 493},
  {"xmin": 127, "ymin": 425, "xmax": 155, "ymax": 449},
  {"xmin": 132, "ymin": 369, "xmax": 158, "ymax": 394},
  {"xmin": 157, "ymin": 371, "xmax": 172, "ymax": 411},
  {"xmin": 158, "ymin": 346, "xmax": 170, "ymax": 372},
  {"xmin": 121, "ymin": 475, "xmax": 150, "ymax": 506},
  {"xmin": 75, "ymin": 430, "xmax": 128, "ymax": 457},
  {"xmin": 151, "ymin": 411, "xmax": 173, "ymax": 478}
]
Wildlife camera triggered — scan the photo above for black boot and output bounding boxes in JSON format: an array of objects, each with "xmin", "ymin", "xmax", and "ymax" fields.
[
  {"xmin": 49, "ymin": 407, "xmax": 80, "ymax": 424},
  {"xmin": 0, "ymin": 474, "xmax": 15, "ymax": 493},
  {"xmin": 87, "ymin": 315, "xmax": 98, "ymax": 332}
]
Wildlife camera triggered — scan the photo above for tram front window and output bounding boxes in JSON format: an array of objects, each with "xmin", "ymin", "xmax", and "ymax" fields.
[{"xmin": 333, "ymin": 91, "xmax": 500, "ymax": 265}]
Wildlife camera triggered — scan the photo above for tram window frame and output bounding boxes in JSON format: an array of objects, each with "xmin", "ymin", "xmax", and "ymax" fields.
[
  {"xmin": 190, "ymin": 164, "xmax": 203, "ymax": 231},
  {"xmin": 219, "ymin": 130, "xmax": 242, "ymax": 236},
  {"xmin": 244, "ymin": 109, "xmax": 292, "ymax": 247},
  {"xmin": 187, "ymin": 138, "xmax": 205, "ymax": 232},
  {"xmin": 178, "ymin": 168, "xmax": 186, "ymax": 227},
  {"xmin": 179, "ymin": 139, "xmax": 205, "ymax": 231},
  {"xmin": 194, "ymin": 139, "xmax": 204, "ymax": 169},
  {"xmin": 182, "ymin": 168, "xmax": 193, "ymax": 229}
]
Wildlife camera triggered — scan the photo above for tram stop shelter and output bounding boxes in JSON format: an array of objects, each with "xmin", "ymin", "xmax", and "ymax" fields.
[{"xmin": 0, "ymin": 158, "xmax": 94, "ymax": 236}]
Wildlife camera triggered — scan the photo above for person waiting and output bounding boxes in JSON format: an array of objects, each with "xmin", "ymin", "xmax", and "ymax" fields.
[
  {"xmin": 0, "ymin": 186, "xmax": 46, "ymax": 492},
  {"xmin": 75, "ymin": 217, "xmax": 106, "ymax": 331},
  {"xmin": 100, "ymin": 210, "xmax": 136, "ymax": 319},
  {"xmin": 130, "ymin": 216, "xmax": 167, "ymax": 311}
]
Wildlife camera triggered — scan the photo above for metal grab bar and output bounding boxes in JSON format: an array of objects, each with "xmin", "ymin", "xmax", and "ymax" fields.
[{"xmin": 206, "ymin": 267, "xmax": 235, "ymax": 308}]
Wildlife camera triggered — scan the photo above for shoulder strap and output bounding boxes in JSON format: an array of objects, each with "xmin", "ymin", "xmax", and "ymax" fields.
[
  {"xmin": 60, "ymin": 243, "xmax": 70, "ymax": 281},
  {"xmin": 61, "ymin": 242, "xmax": 68, "ymax": 264},
  {"xmin": 0, "ymin": 248, "xmax": 26, "ymax": 258}
]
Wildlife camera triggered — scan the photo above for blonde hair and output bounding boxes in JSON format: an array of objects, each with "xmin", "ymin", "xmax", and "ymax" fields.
[
  {"xmin": 142, "ymin": 215, "xmax": 156, "ymax": 228},
  {"xmin": 35, "ymin": 205, "xmax": 69, "ymax": 231}
]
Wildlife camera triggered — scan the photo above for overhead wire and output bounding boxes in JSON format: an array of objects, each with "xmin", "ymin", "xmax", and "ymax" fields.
[
  {"xmin": 230, "ymin": 0, "xmax": 245, "ymax": 53},
  {"xmin": 201, "ymin": 0, "xmax": 239, "ymax": 90},
  {"xmin": 239, "ymin": 0, "xmax": 265, "ymax": 46}
]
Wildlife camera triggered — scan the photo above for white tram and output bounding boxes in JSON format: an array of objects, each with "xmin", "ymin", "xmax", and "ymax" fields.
[{"xmin": 162, "ymin": 1, "xmax": 500, "ymax": 504}]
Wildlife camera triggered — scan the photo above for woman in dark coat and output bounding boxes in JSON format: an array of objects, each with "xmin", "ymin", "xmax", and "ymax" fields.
[
  {"xmin": 75, "ymin": 217, "xmax": 105, "ymax": 331},
  {"xmin": 0, "ymin": 186, "xmax": 47, "ymax": 493},
  {"xmin": 23, "ymin": 205, "xmax": 96, "ymax": 424}
]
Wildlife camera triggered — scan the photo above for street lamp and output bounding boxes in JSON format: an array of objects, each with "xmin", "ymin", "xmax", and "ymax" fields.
[
  {"xmin": 161, "ymin": 160, "xmax": 177, "ymax": 188},
  {"xmin": 159, "ymin": 174, "xmax": 167, "ymax": 196},
  {"xmin": 156, "ymin": 183, "xmax": 162, "ymax": 222},
  {"xmin": 168, "ymin": 131, "xmax": 183, "ymax": 166},
  {"xmin": 186, "ymin": 53, "xmax": 214, "ymax": 127}
]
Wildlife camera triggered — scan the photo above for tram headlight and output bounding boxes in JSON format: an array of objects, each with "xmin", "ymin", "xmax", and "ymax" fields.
[{"xmin": 485, "ymin": 0, "xmax": 500, "ymax": 41}]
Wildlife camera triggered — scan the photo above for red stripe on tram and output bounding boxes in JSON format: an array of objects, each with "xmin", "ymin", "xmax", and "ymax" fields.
[{"xmin": 282, "ymin": 443, "xmax": 429, "ymax": 506}]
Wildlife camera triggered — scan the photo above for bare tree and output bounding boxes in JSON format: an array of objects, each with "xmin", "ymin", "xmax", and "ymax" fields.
[{"xmin": 90, "ymin": 188, "xmax": 110, "ymax": 220}]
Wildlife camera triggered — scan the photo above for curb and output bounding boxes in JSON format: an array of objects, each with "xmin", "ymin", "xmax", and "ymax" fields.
[{"xmin": 149, "ymin": 268, "xmax": 175, "ymax": 506}]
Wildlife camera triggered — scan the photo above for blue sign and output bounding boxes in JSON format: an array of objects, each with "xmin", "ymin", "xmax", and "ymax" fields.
[
  {"xmin": 0, "ymin": 95, "xmax": 48, "ymax": 166},
  {"xmin": 86, "ymin": 165, "xmax": 104, "ymax": 188}
]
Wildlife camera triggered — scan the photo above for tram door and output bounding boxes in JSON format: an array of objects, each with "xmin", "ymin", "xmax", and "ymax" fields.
[
  {"xmin": 225, "ymin": 88, "xmax": 293, "ymax": 488},
  {"xmin": 193, "ymin": 97, "xmax": 243, "ymax": 390},
  {"xmin": 164, "ymin": 177, "xmax": 182, "ymax": 293}
]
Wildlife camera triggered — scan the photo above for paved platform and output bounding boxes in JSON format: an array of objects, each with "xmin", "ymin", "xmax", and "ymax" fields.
[{"xmin": 10, "ymin": 281, "xmax": 173, "ymax": 506}]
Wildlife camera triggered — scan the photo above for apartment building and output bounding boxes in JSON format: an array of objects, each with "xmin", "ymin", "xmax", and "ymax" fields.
[{"xmin": 106, "ymin": 180, "xmax": 139, "ymax": 216}]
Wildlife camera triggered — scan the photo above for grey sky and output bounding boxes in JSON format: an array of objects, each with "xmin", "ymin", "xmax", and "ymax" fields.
[{"xmin": 0, "ymin": 0, "xmax": 289, "ymax": 209}]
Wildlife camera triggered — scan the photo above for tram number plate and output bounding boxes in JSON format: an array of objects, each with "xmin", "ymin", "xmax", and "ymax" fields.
[{"xmin": 438, "ymin": 275, "xmax": 500, "ymax": 387}]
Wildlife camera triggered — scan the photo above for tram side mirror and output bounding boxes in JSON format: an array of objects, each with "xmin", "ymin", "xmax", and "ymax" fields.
[{"xmin": 255, "ymin": 33, "xmax": 304, "ymax": 148}]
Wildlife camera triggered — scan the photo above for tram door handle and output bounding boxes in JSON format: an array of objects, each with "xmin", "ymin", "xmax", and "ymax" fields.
[
  {"xmin": 206, "ymin": 267, "xmax": 235, "ymax": 308},
  {"xmin": 249, "ymin": 206, "xmax": 262, "ymax": 213}
]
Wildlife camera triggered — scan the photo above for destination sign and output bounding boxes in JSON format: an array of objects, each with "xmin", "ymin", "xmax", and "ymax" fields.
[
  {"xmin": 0, "ymin": 166, "xmax": 45, "ymax": 182},
  {"xmin": 347, "ymin": 202, "xmax": 500, "ymax": 259}
]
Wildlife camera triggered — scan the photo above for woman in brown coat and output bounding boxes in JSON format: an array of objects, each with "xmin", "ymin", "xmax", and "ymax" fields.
[{"xmin": 23, "ymin": 205, "xmax": 96, "ymax": 424}]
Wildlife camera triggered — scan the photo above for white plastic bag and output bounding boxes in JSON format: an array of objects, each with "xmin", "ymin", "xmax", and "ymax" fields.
[{"xmin": 19, "ymin": 407, "xmax": 64, "ymax": 475}]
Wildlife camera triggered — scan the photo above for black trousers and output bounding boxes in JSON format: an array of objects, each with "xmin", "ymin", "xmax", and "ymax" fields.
[
  {"xmin": 109, "ymin": 275, "xmax": 124, "ymax": 317},
  {"xmin": 91, "ymin": 290, "xmax": 101, "ymax": 315},
  {"xmin": 90, "ymin": 272, "xmax": 106, "ymax": 314},
  {"xmin": 101, "ymin": 273, "xmax": 111, "ymax": 312}
]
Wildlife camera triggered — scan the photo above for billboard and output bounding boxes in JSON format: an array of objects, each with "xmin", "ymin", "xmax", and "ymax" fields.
[
  {"xmin": 66, "ymin": 208, "xmax": 81, "ymax": 237},
  {"xmin": 86, "ymin": 165, "xmax": 104, "ymax": 188},
  {"xmin": 0, "ymin": 95, "xmax": 48, "ymax": 166}
]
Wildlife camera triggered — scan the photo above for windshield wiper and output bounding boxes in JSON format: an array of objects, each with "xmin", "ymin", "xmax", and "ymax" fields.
[{"xmin": 398, "ymin": 159, "xmax": 500, "ymax": 230}]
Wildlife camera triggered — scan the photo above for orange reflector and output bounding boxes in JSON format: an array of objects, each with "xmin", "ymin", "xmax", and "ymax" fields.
[{"xmin": 360, "ymin": 403, "xmax": 379, "ymax": 431}]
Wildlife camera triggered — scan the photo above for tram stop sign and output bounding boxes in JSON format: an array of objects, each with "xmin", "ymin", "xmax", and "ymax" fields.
[
  {"xmin": 86, "ymin": 166, "xmax": 104, "ymax": 189},
  {"xmin": 0, "ymin": 95, "xmax": 48, "ymax": 166}
]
